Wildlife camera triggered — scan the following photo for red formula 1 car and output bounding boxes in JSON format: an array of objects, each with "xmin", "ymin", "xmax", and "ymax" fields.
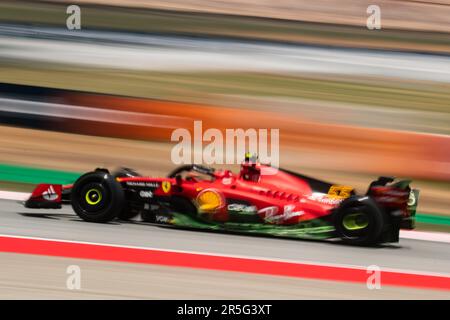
[{"xmin": 24, "ymin": 156, "xmax": 419, "ymax": 246}]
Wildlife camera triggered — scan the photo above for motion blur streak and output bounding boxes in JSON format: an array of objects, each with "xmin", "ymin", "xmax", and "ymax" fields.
[
  {"xmin": 0, "ymin": 97, "xmax": 188, "ymax": 129},
  {"xmin": 56, "ymin": 0, "xmax": 450, "ymax": 33},
  {"xmin": 2, "ymin": 33, "xmax": 450, "ymax": 82},
  {"xmin": 4, "ymin": 89, "xmax": 448, "ymax": 180}
]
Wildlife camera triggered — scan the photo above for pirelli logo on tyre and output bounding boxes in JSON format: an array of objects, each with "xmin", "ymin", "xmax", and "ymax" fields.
[{"xmin": 162, "ymin": 181, "xmax": 171, "ymax": 193}]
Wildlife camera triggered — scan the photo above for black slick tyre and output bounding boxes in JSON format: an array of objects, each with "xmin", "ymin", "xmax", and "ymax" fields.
[
  {"xmin": 71, "ymin": 171, "xmax": 124, "ymax": 223},
  {"xmin": 334, "ymin": 197, "xmax": 385, "ymax": 246}
]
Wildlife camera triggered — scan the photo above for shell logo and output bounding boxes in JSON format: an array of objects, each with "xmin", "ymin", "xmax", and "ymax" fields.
[{"xmin": 196, "ymin": 189, "xmax": 224, "ymax": 213}]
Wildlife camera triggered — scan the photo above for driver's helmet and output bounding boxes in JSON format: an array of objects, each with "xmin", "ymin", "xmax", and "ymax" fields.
[{"xmin": 240, "ymin": 152, "xmax": 261, "ymax": 182}]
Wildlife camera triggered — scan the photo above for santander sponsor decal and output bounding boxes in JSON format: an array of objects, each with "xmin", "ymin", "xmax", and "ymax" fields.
[{"xmin": 260, "ymin": 205, "xmax": 304, "ymax": 224}]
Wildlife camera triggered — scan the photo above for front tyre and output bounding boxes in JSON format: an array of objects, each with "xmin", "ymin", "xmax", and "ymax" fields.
[
  {"xmin": 334, "ymin": 197, "xmax": 385, "ymax": 246},
  {"xmin": 71, "ymin": 171, "xmax": 124, "ymax": 223}
]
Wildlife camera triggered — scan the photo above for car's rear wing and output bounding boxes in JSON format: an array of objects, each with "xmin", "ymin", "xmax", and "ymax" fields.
[{"xmin": 367, "ymin": 177, "xmax": 419, "ymax": 230}]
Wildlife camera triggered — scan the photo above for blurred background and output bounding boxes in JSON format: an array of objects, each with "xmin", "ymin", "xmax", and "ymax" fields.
[{"xmin": 0, "ymin": 0, "xmax": 449, "ymax": 230}]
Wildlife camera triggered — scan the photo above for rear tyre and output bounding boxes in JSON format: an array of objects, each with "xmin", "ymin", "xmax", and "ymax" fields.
[
  {"xmin": 71, "ymin": 171, "xmax": 124, "ymax": 223},
  {"xmin": 334, "ymin": 197, "xmax": 385, "ymax": 246}
]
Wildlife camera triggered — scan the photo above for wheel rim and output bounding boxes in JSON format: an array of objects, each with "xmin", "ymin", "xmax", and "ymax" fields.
[
  {"xmin": 85, "ymin": 188, "xmax": 102, "ymax": 206},
  {"xmin": 78, "ymin": 183, "xmax": 108, "ymax": 213},
  {"xmin": 342, "ymin": 212, "xmax": 369, "ymax": 230}
]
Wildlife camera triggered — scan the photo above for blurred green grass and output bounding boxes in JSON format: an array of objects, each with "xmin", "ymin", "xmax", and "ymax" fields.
[{"xmin": 1, "ymin": 1, "xmax": 450, "ymax": 54}]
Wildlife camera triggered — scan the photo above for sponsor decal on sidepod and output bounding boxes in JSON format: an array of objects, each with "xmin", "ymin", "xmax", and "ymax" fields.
[{"xmin": 259, "ymin": 205, "xmax": 305, "ymax": 224}]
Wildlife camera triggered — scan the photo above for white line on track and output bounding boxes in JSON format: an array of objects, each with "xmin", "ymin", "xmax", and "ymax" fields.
[
  {"xmin": 1, "ymin": 190, "xmax": 449, "ymax": 244},
  {"xmin": 0, "ymin": 191, "xmax": 29, "ymax": 201},
  {"xmin": 400, "ymin": 230, "xmax": 450, "ymax": 244}
]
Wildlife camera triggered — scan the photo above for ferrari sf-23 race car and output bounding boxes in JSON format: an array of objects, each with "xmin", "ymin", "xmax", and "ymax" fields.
[{"xmin": 24, "ymin": 156, "xmax": 419, "ymax": 246}]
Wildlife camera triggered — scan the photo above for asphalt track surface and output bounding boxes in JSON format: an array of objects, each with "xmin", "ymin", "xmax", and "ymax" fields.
[
  {"xmin": 0, "ymin": 199, "xmax": 449, "ymax": 298},
  {"xmin": 0, "ymin": 199, "xmax": 449, "ymax": 275}
]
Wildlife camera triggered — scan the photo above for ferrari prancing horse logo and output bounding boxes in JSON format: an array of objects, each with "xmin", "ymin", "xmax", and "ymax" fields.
[{"xmin": 162, "ymin": 181, "xmax": 171, "ymax": 193}]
